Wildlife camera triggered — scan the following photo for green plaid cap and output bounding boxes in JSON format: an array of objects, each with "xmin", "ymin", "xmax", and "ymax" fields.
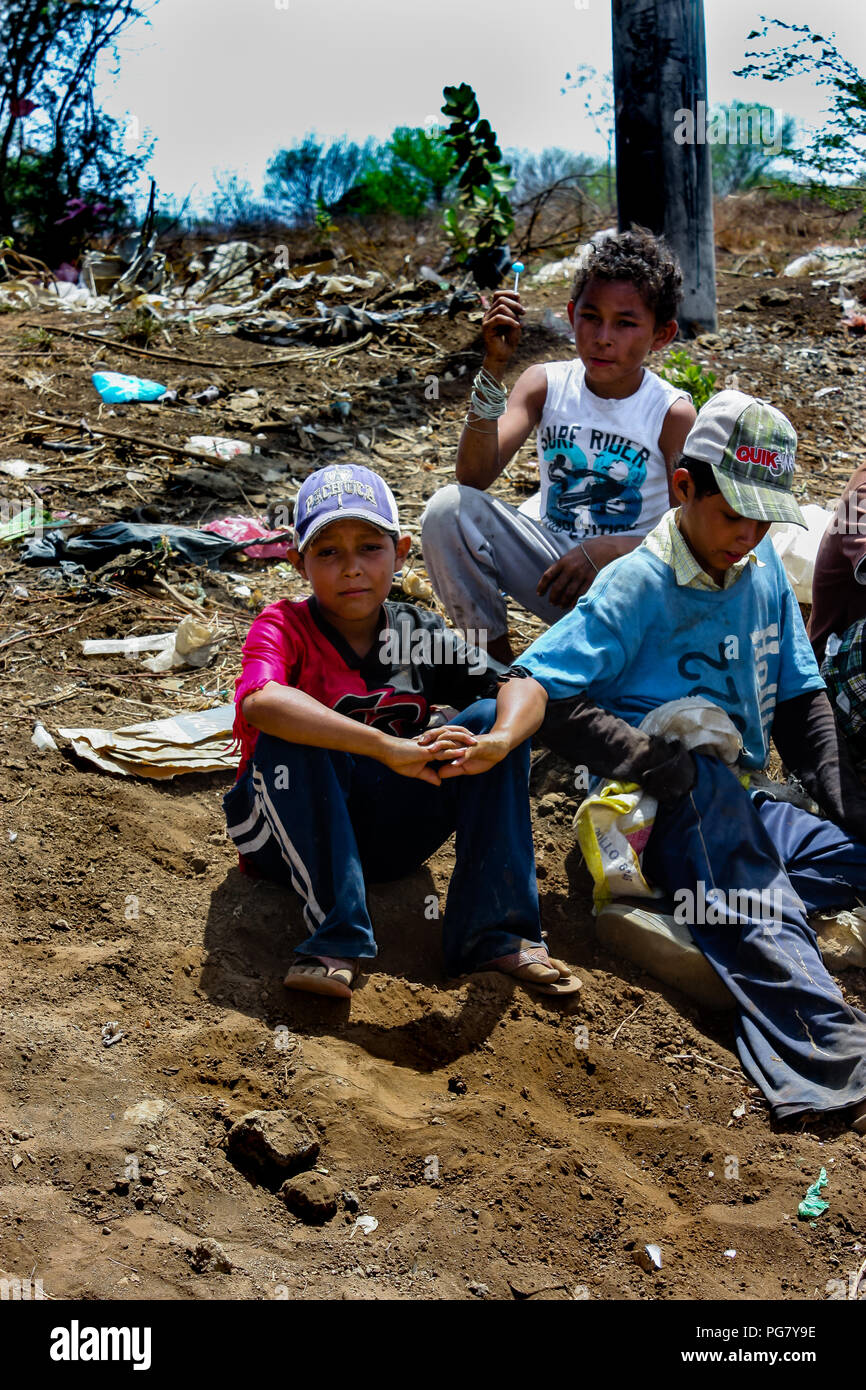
[{"xmin": 683, "ymin": 390, "xmax": 806, "ymax": 528}]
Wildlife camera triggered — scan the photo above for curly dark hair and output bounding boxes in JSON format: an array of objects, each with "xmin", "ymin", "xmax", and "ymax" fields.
[{"xmin": 569, "ymin": 226, "xmax": 683, "ymax": 325}]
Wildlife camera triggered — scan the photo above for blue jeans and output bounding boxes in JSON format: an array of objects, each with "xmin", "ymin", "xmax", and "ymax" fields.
[
  {"xmin": 222, "ymin": 699, "xmax": 542, "ymax": 975},
  {"xmin": 643, "ymin": 754, "xmax": 866, "ymax": 1121}
]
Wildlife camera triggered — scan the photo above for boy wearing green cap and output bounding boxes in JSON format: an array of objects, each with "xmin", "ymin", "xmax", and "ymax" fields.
[{"xmin": 497, "ymin": 390, "xmax": 866, "ymax": 1130}]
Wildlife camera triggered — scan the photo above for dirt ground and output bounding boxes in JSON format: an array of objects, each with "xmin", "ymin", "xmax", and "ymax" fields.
[{"xmin": 1, "ymin": 196, "xmax": 865, "ymax": 1302}]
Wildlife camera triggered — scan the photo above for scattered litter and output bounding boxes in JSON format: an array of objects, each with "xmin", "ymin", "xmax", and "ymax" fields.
[
  {"xmin": 82, "ymin": 632, "xmax": 176, "ymax": 657},
  {"xmin": 101, "ymin": 1021, "xmax": 124, "ymax": 1047},
  {"xmin": 8, "ymin": 831, "xmax": 18, "ymax": 844},
  {"xmin": 798, "ymin": 1167, "xmax": 829, "ymax": 1220},
  {"xmin": 723, "ymin": 1249, "xmax": 737, "ymax": 1259},
  {"xmin": 11, "ymin": 584, "xmax": 29, "ymax": 598},
  {"xmin": 31, "ymin": 721, "xmax": 58, "ymax": 753},
  {"xmin": 141, "ymin": 614, "xmax": 221, "ymax": 672},
  {"xmin": 401, "ymin": 569, "xmax": 434, "ymax": 602},
  {"xmin": 92, "ymin": 371, "xmax": 168, "ymax": 404},
  {"xmin": 769, "ymin": 505, "xmax": 834, "ymax": 606},
  {"xmin": 58, "ymin": 703, "xmax": 237, "ymax": 779},
  {"xmin": 201, "ymin": 514, "xmax": 292, "ymax": 559},
  {"xmin": 191, "ymin": 384, "xmax": 220, "ymax": 404},
  {"xmin": 731, "ymin": 1101, "xmax": 747, "ymax": 1119},
  {"xmin": 813, "ymin": 385, "xmax": 842, "ymax": 401},
  {"xmin": 814, "ymin": 908, "xmax": 866, "ymax": 970},
  {"xmin": 23, "ymin": 521, "xmax": 245, "ymax": 569},
  {"xmin": 633, "ymin": 1243, "xmax": 663, "ymax": 1272},
  {"xmin": 349, "ymin": 1215, "xmax": 379, "ymax": 1238},
  {"xmin": 186, "ymin": 435, "xmax": 255, "ymax": 461},
  {"xmin": 0, "ymin": 459, "xmax": 48, "ymax": 478}
]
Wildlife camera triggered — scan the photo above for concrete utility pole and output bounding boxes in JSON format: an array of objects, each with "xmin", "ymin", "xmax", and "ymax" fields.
[{"xmin": 611, "ymin": 0, "xmax": 717, "ymax": 335}]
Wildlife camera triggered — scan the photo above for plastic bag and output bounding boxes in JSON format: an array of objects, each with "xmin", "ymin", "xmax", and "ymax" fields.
[
  {"xmin": 92, "ymin": 371, "xmax": 168, "ymax": 403},
  {"xmin": 769, "ymin": 504, "xmax": 833, "ymax": 605},
  {"xmin": 201, "ymin": 515, "xmax": 291, "ymax": 559},
  {"xmin": 574, "ymin": 699, "xmax": 743, "ymax": 910},
  {"xmin": 575, "ymin": 782, "xmax": 660, "ymax": 908}
]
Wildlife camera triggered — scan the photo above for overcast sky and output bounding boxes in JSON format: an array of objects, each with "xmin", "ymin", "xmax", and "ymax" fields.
[{"xmin": 95, "ymin": 0, "xmax": 866, "ymax": 209}]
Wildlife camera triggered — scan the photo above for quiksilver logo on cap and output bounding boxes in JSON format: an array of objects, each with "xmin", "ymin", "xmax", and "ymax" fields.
[{"xmin": 735, "ymin": 444, "xmax": 794, "ymax": 477}]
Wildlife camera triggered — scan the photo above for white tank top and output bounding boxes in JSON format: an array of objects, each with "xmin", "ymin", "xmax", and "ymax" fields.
[{"xmin": 533, "ymin": 359, "xmax": 689, "ymax": 540}]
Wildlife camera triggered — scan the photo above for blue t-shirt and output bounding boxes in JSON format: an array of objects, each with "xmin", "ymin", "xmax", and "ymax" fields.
[{"xmin": 516, "ymin": 537, "xmax": 824, "ymax": 769}]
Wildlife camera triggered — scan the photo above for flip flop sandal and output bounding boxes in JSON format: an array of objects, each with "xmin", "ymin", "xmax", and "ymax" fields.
[
  {"xmin": 477, "ymin": 944, "xmax": 582, "ymax": 996},
  {"xmin": 284, "ymin": 955, "xmax": 360, "ymax": 999}
]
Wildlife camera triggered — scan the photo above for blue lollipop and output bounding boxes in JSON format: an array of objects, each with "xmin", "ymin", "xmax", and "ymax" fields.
[{"xmin": 512, "ymin": 261, "xmax": 525, "ymax": 292}]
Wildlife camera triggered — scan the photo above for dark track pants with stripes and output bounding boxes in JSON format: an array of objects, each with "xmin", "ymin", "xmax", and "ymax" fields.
[
  {"xmin": 643, "ymin": 753, "xmax": 866, "ymax": 1122},
  {"xmin": 223, "ymin": 698, "xmax": 542, "ymax": 975}
]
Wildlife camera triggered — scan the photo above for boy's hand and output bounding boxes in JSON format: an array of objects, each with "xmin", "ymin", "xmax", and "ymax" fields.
[
  {"xmin": 435, "ymin": 730, "xmax": 511, "ymax": 778},
  {"xmin": 380, "ymin": 728, "xmax": 478, "ymax": 785},
  {"xmin": 537, "ymin": 546, "xmax": 596, "ymax": 609},
  {"xmin": 538, "ymin": 536, "xmax": 641, "ymax": 609},
  {"xmin": 482, "ymin": 290, "xmax": 524, "ymax": 365}
]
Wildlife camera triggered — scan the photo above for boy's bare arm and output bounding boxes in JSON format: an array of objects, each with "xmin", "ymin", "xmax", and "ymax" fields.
[
  {"xmin": 659, "ymin": 397, "xmax": 698, "ymax": 502},
  {"xmin": 242, "ymin": 682, "xmax": 475, "ymax": 785},
  {"xmin": 455, "ymin": 290, "xmax": 547, "ymax": 490},
  {"xmin": 456, "ymin": 363, "xmax": 547, "ymax": 489},
  {"xmin": 432, "ymin": 674, "xmax": 549, "ymax": 777}
]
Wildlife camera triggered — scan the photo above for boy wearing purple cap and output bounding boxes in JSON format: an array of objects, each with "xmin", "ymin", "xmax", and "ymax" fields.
[
  {"xmin": 499, "ymin": 392, "xmax": 866, "ymax": 1131},
  {"xmin": 224, "ymin": 463, "xmax": 580, "ymax": 1000}
]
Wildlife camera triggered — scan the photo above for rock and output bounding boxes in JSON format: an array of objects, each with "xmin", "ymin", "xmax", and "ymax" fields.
[
  {"xmin": 227, "ymin": 1109, "xmax": 319, "ymax": 1183},
  {"xmin": 538, "ymin": 792, "xmax": 566, "ymax": 816},
  {"xmin": 123, "ymin": 1098, "xmax": 169, "ymax": 1127},
  {"xmin": 447, "ymin": 1076, "xmax": 467, "ymax": 1096},
  {"xmin": 361, "ymin": 1173, "xmax": 382, "ymax": 1189},
  {"xmin": 758, "ymin": 288, "xmax": 791, "ymax": 306},
  {"xmin": 342, "ymin": 1189, "xmax": 360, "ymax": 1212},
  {"xmin": 280, "ymin": 1171, "xmax": 339, "ymax": 1223},
  {"xmin": 467, "ymin": 1281, "xmax": 490, "ymax": 1298},
  {"xmin": 190, "ymin": 856, "xmax": 208, "ymax": 875},
  {"xmin": 189, "ymin": 1238, "xmax": 233, "ymax": 1274},
  {"xmin": 734, "ymin": 299, "xmax": 758, "ymax": 313}
]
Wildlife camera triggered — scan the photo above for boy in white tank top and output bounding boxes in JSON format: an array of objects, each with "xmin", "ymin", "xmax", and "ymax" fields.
[{"xmin": 421, "ymin": 228, "xmax": 696, "ymax": 663}]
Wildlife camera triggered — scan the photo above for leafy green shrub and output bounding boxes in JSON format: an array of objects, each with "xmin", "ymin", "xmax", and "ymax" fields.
[
  {"xmin": 659, "ymin": 349, "xmax": 717, "ymax": 409},
  {"xmin": 440, "ymin": 83, "xmax": 515, "ymax": 287}
]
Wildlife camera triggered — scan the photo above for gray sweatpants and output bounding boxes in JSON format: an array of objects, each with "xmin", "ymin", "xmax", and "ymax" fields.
[{"xmin": 420, "ymin": 483, "xmax": 576, "ymax": 638}]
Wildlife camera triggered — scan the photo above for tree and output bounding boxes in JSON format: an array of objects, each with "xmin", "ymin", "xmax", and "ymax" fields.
[
  {"xmin": 0, "ymin": 0, "xmax": 153, "ymax": 263},
  {"xmin": 736, "ymin": 20, "xmax": 866, "ymax": 207},
  {"xmin": 340, "ymin": 126, "xmax": 456, "ymax": 219},
  {"xmin": 709, "ymin": 101, "xmax": 796, "ymax": 196},
  {"xmin": 264, "ymin": 135, "xmax": 375, "ymax": 224},
  {"xmin": 561, "ymin": 66, "xmax": 615, "ymax": 208}
]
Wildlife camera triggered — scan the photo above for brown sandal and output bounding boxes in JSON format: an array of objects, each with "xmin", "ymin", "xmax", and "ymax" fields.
[
  {"xmin": 284, "ymin": 955, "xmax": 360, "ymax": 999},
  {"xmin": 477, "ymin": 943, "xmax": 582, "ymax": 996}
]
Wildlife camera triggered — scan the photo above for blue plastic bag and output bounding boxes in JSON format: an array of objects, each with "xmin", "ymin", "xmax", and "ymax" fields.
[{"xmin": 92, "ymin": 371, "xmax": 168, "ymax": 403}]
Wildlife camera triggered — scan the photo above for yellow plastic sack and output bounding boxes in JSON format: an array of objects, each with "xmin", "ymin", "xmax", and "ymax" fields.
[{"xmin": 574, "ymin": 781, "xmax": 661, "ymax": 910}]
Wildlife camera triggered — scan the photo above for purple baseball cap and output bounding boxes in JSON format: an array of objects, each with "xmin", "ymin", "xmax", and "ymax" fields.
[{"xmin": 293, "ymin": 464, "xmax": 401, "ymax": 552}]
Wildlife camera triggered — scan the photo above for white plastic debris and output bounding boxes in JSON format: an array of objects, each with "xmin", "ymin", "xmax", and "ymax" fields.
[
  {"xmin": 185, "ymin": 435, "xmax": 255, "ymax": 461},
  {"xmin": 645, "ymin": 1243, "xmax": 662, "ymax": 1270},
  {"xmin": 11, "ymin": 584, "xmax": 28, "ymax": 599},
  {"xmin": 732, "ymin": 1101, "xmax": 747, "ymax": 1119},
  {"xmin": 101, "ymin": 1021, "xmax": 124, "ymax": 1047},
  {"xmin": 724, "ymin": 1249, "xmax": 737, "ymax": 1259},
  {"xmin": 0, "ymin": 459, "xmax": 48, "ymax": 478},
  {"xmin": 349, "ymin": 1215, "xmax": 379, "ymax": 1237},
  {"xmin": 31, "ymin": 721, "xmax": 58, "ymax": 752},
  {"xmin": 81, "ymin": 632, "xmax": 176, "ymax": 656},
  {"xmin": 769, "ymin": 504, "xmax": 834, "ymax": 605},
  {"xmin": 141, "ymin": 614, "xmax": 219, "ymax": 672}
]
